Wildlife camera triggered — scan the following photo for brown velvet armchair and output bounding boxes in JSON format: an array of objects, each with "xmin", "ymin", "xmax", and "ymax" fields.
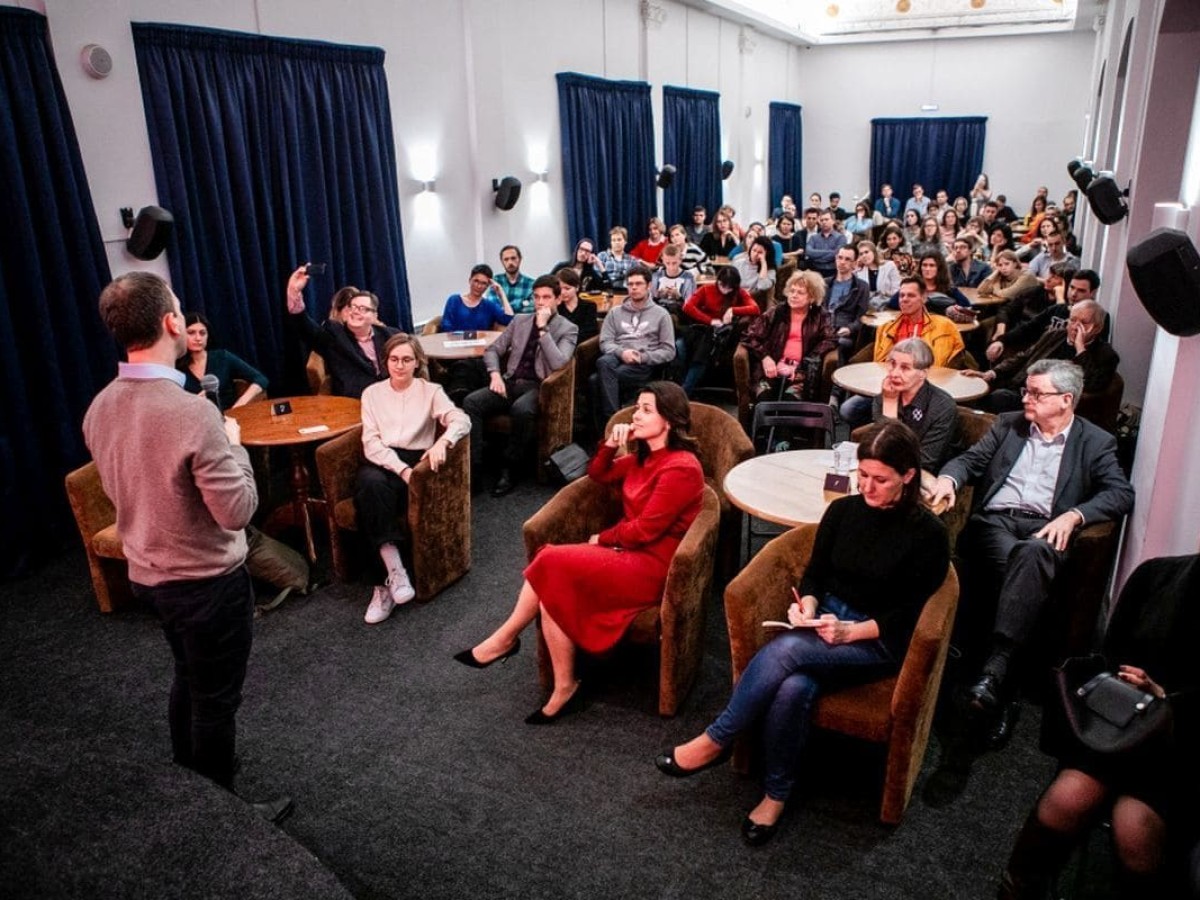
[
  {"xmin": 65, "ymin": 462, "xmax": 131, "ymax": 613},
  {"xmin": 306, "ymin": 351, "xmax": 332, "ymax": 395},
  {"xmin": 314, "ymin": 425, "xmax": 471, "ymax": 599},
  {"xmin": 605, "ymin": 402, "xmax": 753, "ymax": 582},
  {"xmin": 523, "ymin": 480, "xmax": 721, "ymax": 717},
  {"xmin": 724, "ymin": 524, "xmax": 960, "ymax": 824},
  {"xmin": 732, "ymin": 344, "xmax": 839, "ymax": 433},
  {"xmin": 483, "ymin": 358, "xmax": 576, "ymax": 483}
]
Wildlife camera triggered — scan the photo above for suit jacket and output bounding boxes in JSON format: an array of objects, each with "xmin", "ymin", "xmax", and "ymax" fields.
[
  {"xmin": 994, "ymin": 331, "xmax": 1119, "ymax": 395},
  {"xmin": 824, "ymin": 275, "xmax": 871, "ymax": 339},
  {"xmin": 485, "ymin": 312, "xmax": 577, "ymax": 382},
  {"xmin": 940, "ymin": 412, "xmax": 1134, "ymax": 524},
  {"xmin": 291, "ymin": 312, "xmax": 398, "ymax": 399}
]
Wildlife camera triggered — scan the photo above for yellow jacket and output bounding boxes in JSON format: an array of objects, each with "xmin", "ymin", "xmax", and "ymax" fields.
[{"xmin": 875, "ymin": 310, "xmax": 965, "ymax": 367}]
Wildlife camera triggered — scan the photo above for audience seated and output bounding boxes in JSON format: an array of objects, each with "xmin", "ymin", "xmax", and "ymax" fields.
[
  {"xmin": 805, "ymin": 210, "xmax": 847, "ymax": 279},
  {"xmin": 969, "ymin": 174, "xmax": 992, "ymax": 217},
  {"xmin": 740, "ymin": 269, "xmax": 835, "ymax": 404},
  {"xmin": 844, "ymin": 201, "xmax": 874, "ymax": 238},
  {"xmin": 879, "ymin": 224, "xmax": 916, "ymax": 278},
  {"xmin": 455, "ymin": 382, "xmax": 706, "ymax": 726},
  {"xmin": 552, "ymin": 238, "xmax": 608, "ymax": 293},
  {"xmin": 887, "ymin": 252, "xmax": 971, "ymax": 312},
  {"xmin": 906, "ymin": 184, "xmax": 931, "ymax": 217},
  {"xmin": 591, "ymin": 265, "xmax": 675, "ymax": 422},
  {"xmin": 825, "ymin": 246, "xmax": 871, "ymax": 362},
  {"xmin": 999, "ymin": 553, "xmax": 1200, "ymax": 899},
  {"xmin": 929, "ymin": 359, "xmax": 1134, "ymax": 749},
  {"xmin": 355, "ymin": 334, "xmax": 470, "ymax": 623},
  {"xmin": 988, "ymin": 269, "xmax": 1103, "ymax": 364},
  {"xmin": 854, "ymin": 240, "xmax": 902, "ymax": 309},
  {"xmin": 655, "ymin": 421, "xmax": 950, "ymax": 845},
  {"xmin": 939, "ymin": 208, "xmax": 964, "ymax": 248},
  {"xmin": 179, "ymin": 313, "xmax": 267, "ymax": 409},
  {"xmin": 667, "ymin": 223, "xmax": 707, "ymax": 273},
  {"xmin": 911, "ymin": 216, "xmax": 947, "ymax": 259},
  {"xmin": 963, "ymin": 301, "xmax": 1118, "ymax": 413},
  {"xmin": 948, "ymin": 237, "xmax": 992, "ymax": 289},
  {"xmin": 731, "ymin": 234, "xmax": 779, "ymax": 302},
  {"xmin": 650, "ymin": 244, "xmax": 697, "ymax": 312},
  {"xmin": 772, "ymin": 213, "xmax": 805, "ymax": 262},
  {"xmin": 463, "ymin": 275, "xmax": 578, "ymax": 497},
  {"xmin": 492, "ymin": 245, "xmax": 536, "ymax": 315},
  {"xmin": 700, "ymin": 209, "xmax": 739, "ymax": 259},
  {"xmin": 875, "ymin": 182, "xmax": 902, "ymax": 220},
  {"xmin": 437, "ymin": 263, "xmax": 515, "ymax": 402},
  {"xmin": 729, "ymin": 222, "xmax": 784, "ymax": 267},
  {"xmin": 684, "ymin": 205, "xmax": 708, "ymax": 246},
  {"xmin": 870, "ymin": 338, "xmax": 959, "ymax": 472},
  {"xmin": 1028, "ymin": 230, "xmax": 1080, "ymax": 282},
  {"xmin": 978, "ymin": 251, "xmax": 1041, "ymax": 339},
  {"xmin": 630, "ymin": 217, "xmax": 668, "ymax": 265},
  {"xmin": 678, "ymin": 266, "xmax": 759, "ymax": 397},
  {"xmin": 553, "ymin": 267, "xmax": 599, "ymax": 343},
  {"xmin": 595, "ymin": 226, "xmax": 637, "ymax": 291},
  {"xmin": 286, "ymin": 266, "xmax": 399, "ymax": 399}
]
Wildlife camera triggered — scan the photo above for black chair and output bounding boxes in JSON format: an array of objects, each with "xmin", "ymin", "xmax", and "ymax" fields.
[{"xmin": 744, "ymin": 401, "xmax": 836, "ymax": 556}]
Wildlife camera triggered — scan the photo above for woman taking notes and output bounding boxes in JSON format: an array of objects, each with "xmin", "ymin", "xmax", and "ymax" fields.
[{"xmin": 655, "ymin": 422, "xmax": 949, "ymax": 846}]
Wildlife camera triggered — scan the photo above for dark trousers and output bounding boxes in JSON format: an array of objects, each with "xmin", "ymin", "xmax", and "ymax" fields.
[
  {"xmin": 354, "ymin": 451, "xmax": 423, "ymax": 549},
  {"xmin": 591, "ymin": 354, "xmax": 655, "ymax": 424},
  {"xmin": 462, "ymin": 379, "xmax": 541, "ymax": 468},
  {"xmin": 443, "ymin": 359, "xmax": 487, "ymax": 403},
  {"xmin": 133, "ymin": 566, "xmax": 254, "ymax": 790},
  {"xmin": 966, "ymin": 510, "xmax": 1067, "ymax": 647}
]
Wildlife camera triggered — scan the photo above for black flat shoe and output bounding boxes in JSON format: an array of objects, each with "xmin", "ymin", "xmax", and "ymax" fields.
[
  {"xmin": 986, "ymin": 700, "xmax": 1021, "ymax": 751},
  {"xmin": 524, "ymin": 683, "xmax": 585, "ymax": 725},
  {"xmin": 967, "ymin": 673, "xmax": 1002, "ymax": 712},
  {"xmin": 741, "ymin": 816, "xmax": 779, "ymax": 847},
  {"xmin": 654, "ymin": 745, "xmax": 733, "ymax": 778},
  {"xmin": 453, "ymin": 638, "xmax": 520, "ymax": 669},
  {"xmin": 491, "ymin": 469, "xmax": 515, "ymax": 497}
]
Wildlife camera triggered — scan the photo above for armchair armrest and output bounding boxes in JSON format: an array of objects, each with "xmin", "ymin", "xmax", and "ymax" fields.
[
  {"xmin": 723, "ymin": 525, "xmax": 818, "ymax": 682},
  {"xmin": 890, "ymin": 566, "xmax": 959, "ymax": 725},
  {"xmin": 315, "ymin": 425, "xmax": 364, "ymax": 511},
  {"xmin": 522, "ymin": 477, "xmax": 622, "ymax": 562},
  {"xmin": 538, "ymin": 357, "xmax": 576, "ymax": 455},
  {"xmin": 733, "ymin": 344, "xmax": 752, "ymax": 431}
]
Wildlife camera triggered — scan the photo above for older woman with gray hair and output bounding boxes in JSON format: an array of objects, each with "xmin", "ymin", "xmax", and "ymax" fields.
[{"xmin": 872, "ymin": 338, "xmax": 959, "ymax": 472}]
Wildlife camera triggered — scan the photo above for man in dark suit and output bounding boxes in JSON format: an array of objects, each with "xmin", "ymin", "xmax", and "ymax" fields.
[
  {"xmin": 463, "ymin": 275, "xmax": 578, "ymax": 496},
  {"xmin": 930, "ymin": 359, "xmax": 1134, "ymax": 743},
  {"xmin": 963, "ymin": 300, "xmax": 1118, "ymax": 414},
  {"xmin": 286, "ymin": 265, "xmax": 398, "ymax": 398}
]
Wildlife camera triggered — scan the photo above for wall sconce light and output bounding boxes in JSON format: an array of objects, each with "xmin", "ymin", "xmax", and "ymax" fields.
[
  {"xmin": 421, "ymin": 180, "xmax": 437, "ymax": 193},
  {"xmin": 536, "ymin": 171, "xmax": 549, "ymax": 183}
]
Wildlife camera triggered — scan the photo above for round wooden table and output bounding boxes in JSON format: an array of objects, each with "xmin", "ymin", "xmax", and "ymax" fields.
[
  {"xmin": 724, "ymin": 449, "xmax": 856, "ymax": 529},
  {"xmin": 416, "ymin": 330, "xmax": 501, "ymax": 360},
  {"xmin": 580, "ymin": 291, "xmax": 616, "ymax": 314},
  {"xmin": 228, "ymin": 395, "xmax": 362, "ymax": 561},
  {"xmin": 832, "ymin": 362, "xmax": 990, "ymax": 402}
]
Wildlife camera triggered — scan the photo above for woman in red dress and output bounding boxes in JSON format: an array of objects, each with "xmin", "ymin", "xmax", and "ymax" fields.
[{"xmin": 454, "ymin": 382, "xmax": 706, "ymax": 724}]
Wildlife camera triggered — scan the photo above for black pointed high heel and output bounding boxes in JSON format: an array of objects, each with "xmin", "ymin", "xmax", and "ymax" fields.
[
  {"xmin": 453, "ymin": 638, "xmax": 521, "ymax": 669},
  {"xmin": 524, "ymin": 682, "xmax": 586, "ymax": 725}
]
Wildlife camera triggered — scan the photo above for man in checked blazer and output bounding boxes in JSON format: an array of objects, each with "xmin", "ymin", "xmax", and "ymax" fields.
[
  {"xmin": 929, "ymin": 358, "xmax": 1134, "ymax": 739},
  {"xmin": 463, "ymin": 274, "xmax": 578, "ymax": 497}
]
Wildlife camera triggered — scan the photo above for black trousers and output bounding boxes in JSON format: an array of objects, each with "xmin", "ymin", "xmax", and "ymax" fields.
[
  {"xmin": 965, "ymin": 510, "xmax": 1068, "ymax": 647},
  {"xmin": 354, "ymin": 450, "xmax": 424, "ymax": 549},
  {"xmin": 133, "ymin": 566, "xmax": 254, "ymax": 790},
  {"xmin": 462, "ymin": 379, "xmax": 541, "ymax": 468}
]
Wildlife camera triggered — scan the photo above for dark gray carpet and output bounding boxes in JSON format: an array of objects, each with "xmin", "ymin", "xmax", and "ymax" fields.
[{"xmin": 0, "ymin": 478, "xmax": 1059, "ymax": 899}]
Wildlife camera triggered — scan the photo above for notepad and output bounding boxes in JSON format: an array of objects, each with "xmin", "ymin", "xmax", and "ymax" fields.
[{"xmin": 443, "ymin": 339, "xmax": 487, "ymax": 349}]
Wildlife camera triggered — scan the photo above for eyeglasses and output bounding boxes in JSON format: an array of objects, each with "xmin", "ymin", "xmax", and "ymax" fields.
[
  {"xmin": 1020, "ymin": 388, "xmax": 1066, "ymax": 401},
  {"xmin": 348, "ymin": 303, "xmax": 376, "ymax": 314},
  {"xmin": 388, "ymin": 356, "xmax": 418, "ymax": 366}
]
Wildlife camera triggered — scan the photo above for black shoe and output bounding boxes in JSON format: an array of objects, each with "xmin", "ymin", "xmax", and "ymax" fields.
[
  {"xmin": 524, "ymin": 683, "xmax": 585, "ymax": 725},
  {"xmin": 251, "ymin": 796, "xmax": 294, "ymax": 825},
  {"xmin": 452, "ymin": 638, "xmax": 521, "ymax": 669},
  {"xmin": 491, "ymin": 469, "xmax": 515, "ymax": 497},
  {"xmin": 741, "ymin": 816, "xmax": 780, "ymax": 847},
  {"xmin": 986, "ymin": 700, "xmax": 1021, "ymax": 751},
  {"xmin": 967, "ymin": 674, "xmax": 1002, "ymax": 712},
  {"xmin": 654, "ymin": 745, "xmax": 733, "ymax": 778}
]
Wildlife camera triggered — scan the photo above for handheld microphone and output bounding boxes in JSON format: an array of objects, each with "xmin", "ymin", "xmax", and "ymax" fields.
[{"xmin": 200, "ymin": 374, "xmax": 222, "ymax": 411}]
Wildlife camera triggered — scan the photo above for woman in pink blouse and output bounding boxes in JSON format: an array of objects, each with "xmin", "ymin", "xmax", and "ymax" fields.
[{"xmin": 356, "ymin": 333, "xmax": 470, "ymax": 624}]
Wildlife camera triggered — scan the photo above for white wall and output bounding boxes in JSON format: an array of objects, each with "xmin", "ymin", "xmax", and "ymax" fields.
[{"xmin": 8, "ymin": 0, "xmax": 1097, "ymax": 325}]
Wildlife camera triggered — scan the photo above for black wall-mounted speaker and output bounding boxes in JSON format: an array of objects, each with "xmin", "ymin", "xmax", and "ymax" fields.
[
  {"xmin": 493, "ymin": 176, "xmax": 521, "ymax": 211},
  {"xmin": 126, "ymin": 206, "xmax": 174, "ymax": 260},
  {"xmin": 1126, "ymin": 227, "xmax": 1200, "ymax": 337},
  {"xmin": 656, "ymin": 165, "xmax": 676, "ymax": 189}
]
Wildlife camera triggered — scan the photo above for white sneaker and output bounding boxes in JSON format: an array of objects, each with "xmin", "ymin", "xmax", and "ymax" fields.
[
  {"xmin": 364, "ymin": 585, "xmax": 395, "ymax": 624},
  {"xmin": 386, "ymin": 569, "xmax": 416, "ymax": 606}
]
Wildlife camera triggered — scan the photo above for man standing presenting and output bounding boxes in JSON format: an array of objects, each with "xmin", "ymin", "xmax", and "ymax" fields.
[
  {"xmin": 931, "ymin": 360, "xmax": 1133, "ymax": 746},
  {"xmin": 592, "ymin": 265, "xmax": 675, "ymax": 422},
  {"xmin": 492, "ymin": 245, "xmax": 536, "ymax": 315},
  {"xmin": 83, "ymin": 273, "xmax": 290, "ymax": 822},
  {"xmin": 464, "ymin": 275, "xmax": 578, "ymax": 496}
]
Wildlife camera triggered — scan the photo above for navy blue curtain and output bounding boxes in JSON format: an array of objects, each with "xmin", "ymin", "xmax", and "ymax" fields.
[
  {"xmin": 768, "ymin": 102, "xmax": 803, "ymax": 216},
  {"xmin": 662, "ymin": 86, "xmax": 721, "ymax": 228},
  {"xmin": 870, "ymin": 117, "xmax": 987, "ymax": 204},
  {"xmin": 556, "ymin": 72, "xmax": 656, "ymax": 248},
  {"xmin": 0, "ymin": 9, "xmax": 117, "ymax": 574},
  {"xmin": 133, "ymin": 24, "xmax": 412, "ymax": 394}
]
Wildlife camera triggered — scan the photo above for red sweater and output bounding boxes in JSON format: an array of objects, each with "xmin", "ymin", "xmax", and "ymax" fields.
[
  {"xmin": 682, "ymin": 284, "xmax": 760, "ymax": 325},
  {"xmin": 630, "ymin": 238, "xmax": 666, "ymax": 264}
]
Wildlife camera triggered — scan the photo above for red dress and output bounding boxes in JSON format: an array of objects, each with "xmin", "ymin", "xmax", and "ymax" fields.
[{"xmin": 527, "ymin": 443, "xmax": 705, "ymax": 654}]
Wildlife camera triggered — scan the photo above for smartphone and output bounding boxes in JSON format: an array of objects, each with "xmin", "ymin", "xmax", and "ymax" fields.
[{"xmin": 305, "ymin": 262, "xmax": 327, "ymax": 276}]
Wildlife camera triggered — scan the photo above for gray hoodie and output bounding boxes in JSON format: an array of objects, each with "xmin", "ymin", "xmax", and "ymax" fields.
[{"xmin": 598, "ymin": 297, "xmax": 676, "ymax": 365}]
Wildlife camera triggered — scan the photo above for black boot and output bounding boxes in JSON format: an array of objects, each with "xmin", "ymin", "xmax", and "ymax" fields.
[{"xmin": 997, "ymin": 811, "xmax": 1076, "ymax": 899}]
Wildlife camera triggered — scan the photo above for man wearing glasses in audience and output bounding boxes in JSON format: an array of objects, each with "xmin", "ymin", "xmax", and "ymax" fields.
[
  {"xmin": 930, "ymin": 359, "xmax": 1134, "ymax": 749},
  {"xmin": 287, "ymin": 265, "xmax": 398, "ymax": 399}
]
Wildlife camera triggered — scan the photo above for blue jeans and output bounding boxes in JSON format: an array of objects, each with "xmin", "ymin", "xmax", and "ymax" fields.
[{"xmin": 706, "ymin": 594, "xmax": 895, "ymax": 801}]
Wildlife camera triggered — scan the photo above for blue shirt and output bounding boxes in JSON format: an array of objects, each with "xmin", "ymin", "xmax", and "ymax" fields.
[
  {"xmin": 440, "ymin": 294, "xmax": 513, "ymax": 332},
  {"xmin": 875, "ymin": 197, "xmax": 901, "ymax": 219}
]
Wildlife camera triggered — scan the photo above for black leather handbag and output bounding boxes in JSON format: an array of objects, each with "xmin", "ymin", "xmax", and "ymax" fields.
[{"xmin": 1053, "ymin": 655, "xmax": 1173, "ymax": 756}]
